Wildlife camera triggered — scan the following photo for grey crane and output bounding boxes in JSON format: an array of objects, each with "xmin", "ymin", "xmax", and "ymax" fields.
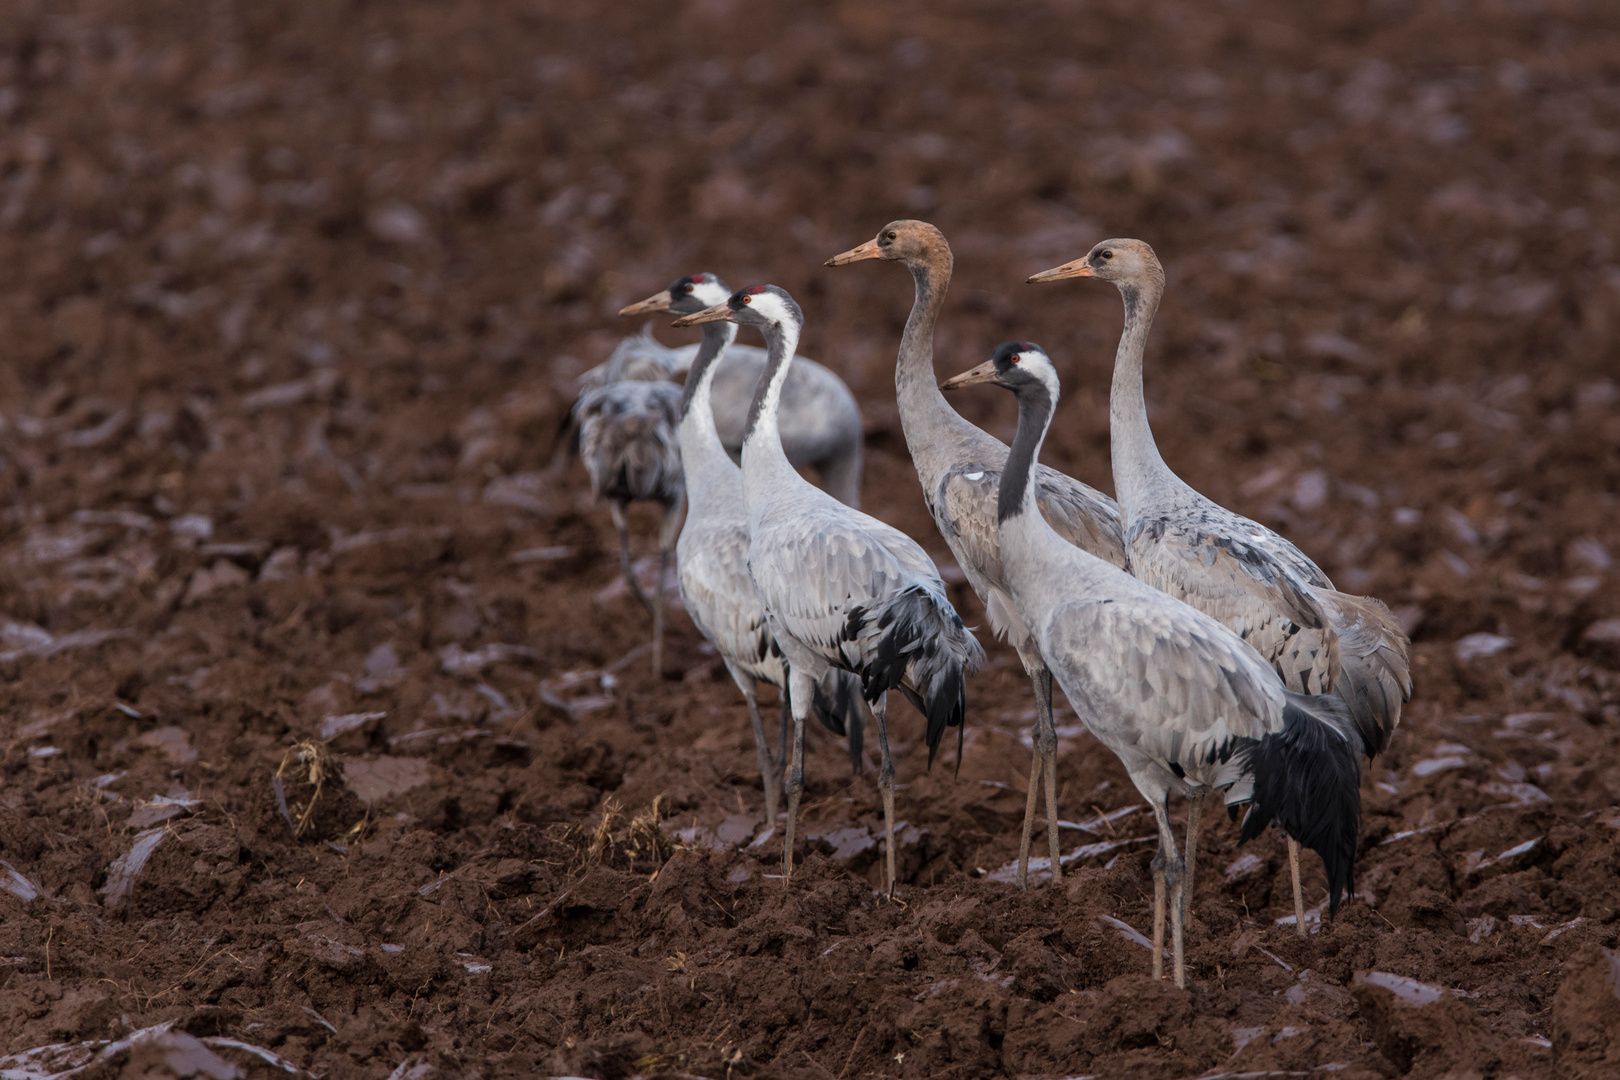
[
  {"xmin": 1030, "ymin": 240, "xmax": 1411, "ymax": 934},
  {"xmin": 674, "ymin": 285, "xmax": 983, "ymax": 895},
  {"xmin": 619, "ymin": 273, "xmax": 866, "ymax": 823},
  {"xmin": 565, "ymin": 348, "xmax": 683, "ymax": 677},
  {"xmin": 828, "ymin": 220, "xmax": 1126, "ymax": 889},
  {"xmin": 580, "ymin": 326, "xmax": 864, "ymax": 506},
  {"xmin": 944, "ymin": 341, "xmax": 1362, "ymax": 987}
]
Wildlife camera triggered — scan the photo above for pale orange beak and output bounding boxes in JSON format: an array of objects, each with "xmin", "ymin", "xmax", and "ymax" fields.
[
  {"xmin": 670, "ymin": 301, "xmax": 734, "ymax": 328},
  {"xmin": 1027, "ymin": 259, "xmax": 1094, "ymax": 284},
  {"xmin": 941, "ymin": 359, "xmax": 999, "ymax": 391},
  {"xmin": 825, "ymin": 238, "xmax": 883, "ymax": 267},
  {"xmin": 618, "ymin": 290, "xmax": 673, "ymax": 317}
]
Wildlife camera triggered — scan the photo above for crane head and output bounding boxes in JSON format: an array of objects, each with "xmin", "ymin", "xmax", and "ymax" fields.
[
  {"xmin": 619, "ymin": 272, "xmax": 732, "ymax": 318},
  {"xmin": 674, "ymin": 284, "xmax": 802, "ymax": 332},
  {"xmin": 826, "ymin": 220, "xmax": 949, "ymax": 268},
  {"xmin": 1029, "ymin": 238, "xmax": 1162, "ymax": 287},
  {"xmin": 942, "ymin": 342, "xmax": 1057, "ymax": 400}
]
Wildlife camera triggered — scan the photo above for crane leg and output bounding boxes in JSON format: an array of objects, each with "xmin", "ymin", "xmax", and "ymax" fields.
[
  {"xmin": 782, "ymin": 669, "xmax": 813, "ymax": 886},
  {"xmin": 651, "ymin": 502, "xmax": 681, "ymax": 678},
  {"xmin": 1015, "ymin": 656, "xmax": 1062, "ymax": 890},
  {"xmin": 651, "ymin": 544, "xmax": 668, "ymax": 676},
  {"xmin": 1288, "ymin": 836, "xmax": 1307, "ymax": 937},
  {"xmin": 731, "ymin": 669, "xmax": 778, "ymax": 825},
  {"xmin": 1017, "ymin": 749, "xmax": 1041, "ymax": 891},
  {"xmin": 845, "ymin": 685, "xmax": 865, "ymax": 776},
  {"xmin": 609, "ymin": 502, "xmax": 654, "ymax": 614},
  {"xmin": 1151, "ymin": 846, "xmax": 1166, "ymax": 982},
  {"xmin": 1182, "ymin": 788, "xmax": 1205, "ymax": 927},
  {"xmin": 1037, "ymin": 666, "xmax": 1062, "ymax": 886},
  {"xmin": 871, "ymin": 692, "xmax": 897, "ymax": 897},
  {"xmin": 1149, "ymin": 796, "xmax": 1187, "ymax": 987},
  {"xmin": 777, "ymin": 695, "xmax": 791, "ymax": 779}
]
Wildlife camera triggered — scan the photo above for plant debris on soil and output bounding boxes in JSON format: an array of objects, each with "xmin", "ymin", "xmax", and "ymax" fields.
[{"xmin": 2, "ymin": 1, "xmax": 1620, "ymax": 1078}]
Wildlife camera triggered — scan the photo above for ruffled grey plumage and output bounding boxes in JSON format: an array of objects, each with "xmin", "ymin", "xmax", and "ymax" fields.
[{"xmin": 581, "ymin": 325, "xmax": 864, "ymax": 507}]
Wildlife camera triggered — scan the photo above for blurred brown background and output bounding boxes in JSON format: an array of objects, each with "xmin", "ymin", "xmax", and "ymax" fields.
[{"xmin": 2, "ymin": 2, "xmax": 1618, "ymax": 1077}]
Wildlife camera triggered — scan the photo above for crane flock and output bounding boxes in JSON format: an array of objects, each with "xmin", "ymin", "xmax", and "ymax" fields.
[{"xmin": 567, "ymin": 221, "xmax": 1411, "ymax": 987}]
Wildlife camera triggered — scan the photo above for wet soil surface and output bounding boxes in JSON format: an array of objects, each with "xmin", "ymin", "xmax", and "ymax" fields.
[{"xmin": 3, "ymin": 1, "xmax": 1620, "ymax": 1077}]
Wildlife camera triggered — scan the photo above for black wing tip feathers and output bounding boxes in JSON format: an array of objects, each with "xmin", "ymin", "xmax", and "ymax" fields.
[
  {"xmin": 810, "ymin": 672, "xmax": 860, "ymax": 739},
  {"xmin": 854, "ymin": 586, "xmax": 973, "ymax": 769},
  {"xmin": 1240, "ymin": 696, "xmax": 1363, "ymax": 916}
]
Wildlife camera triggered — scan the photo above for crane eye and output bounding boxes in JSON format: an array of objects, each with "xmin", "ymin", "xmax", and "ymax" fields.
[
  {"xmin": 1009, "ymin": 353, "xmax": 1021, "ymax": 363},
  {"xmin": 683, "ymin": 284, "xmax": 694, "ymax": 292},
  {"xmin": 740, "ymin": 295, "xmax": 752, "ymax": 304},
  {"xmin": 885, "ymin": 230, "xmax": 897, "ymax": 240}
]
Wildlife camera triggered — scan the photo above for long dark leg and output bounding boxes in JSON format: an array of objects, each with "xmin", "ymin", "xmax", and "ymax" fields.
[
  {"xmin": 730, "ymin": 666, "xmax": 777, "ymax": 825},
  {"xmin": 1015, "ymin": 654, "xmax": 1061, "ymax": 890},
  {"xmin": 871, "ymin": 692, "xmax": 897, "ymax": 897},
  {"xmin": 651, "ymin": 544, "xmax": 668, "ymax": 676},
  {"xmin": 1037, "ymin": 666, "xmax": 1062, "ymax": 885},
  {"xmin": 1148, "ymin": 794, "xmax": 1186, "ymax": 987},
  {"xmin": 777, "ymin": 694, "xmax": 790, "ymax": 768},
  {"xmin": 1151, "ymin": 846, "xmax": 1166, "ymax": 982},
  {"xmin": 1182, "ymin": 788, "xmax": 1205, "ymax": 927},
  {"xmin": 1288, "ymin": 836, "xmax": 1307, "ymax": 937},
  {"xmin": 610, "ymin": 502, "xmax": 653, "ymax": 613},
  {"xmin": 782, "ymin": 670, "xmax": 812, "ymax": 886},
  {"xmin": 650, "ymin": 503, "xmax": 680, "ymax": 677},
  {"xmin": 1017, "ymin": 745, "xmax": 1041, "ymax": 891},
  {"xmin": 846, "ymin": 684, "xmax": 865, "ymax": 776}
]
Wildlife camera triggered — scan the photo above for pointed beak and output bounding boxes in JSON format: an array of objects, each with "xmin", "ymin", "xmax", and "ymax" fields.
[
  {"xmin": 941, "ymin": 359, "xmax": 999, "ymax": 391},
  {"xmin": 618, "ymin": 291, "xmax": 674, "ymax": 317},
  {"xmin": 1027, "ymin": 259, "xmax": 1094, "ymax": 284},
  {"xmin": 825, "ymin": 238, "xmax": 883, "ymax": 267},
  {"xmin": 670, "ymin": 301, "xmax": 734, "ymax": 328}
]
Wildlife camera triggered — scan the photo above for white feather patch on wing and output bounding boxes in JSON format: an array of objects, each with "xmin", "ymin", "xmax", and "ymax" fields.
[{"xmin": 985, "ymin": 587, "xmax": 1031, "ymax": 647}]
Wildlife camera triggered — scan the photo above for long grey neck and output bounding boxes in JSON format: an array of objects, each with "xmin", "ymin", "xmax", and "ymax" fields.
[
  {"xmin": 739, "ymin": 317, "xmax": 800, "ymax": 487},
  {"xmin": 677, "ymin": 321, "xmax": 739, "ymax": 489},
  {"xmin": 999, "ymin": 384, "xmax": 1054, "ymax": 524},
  {"xmin": 895, "ymin": 255, "xmax": 974, "ymax": 463},
  {"xmin": 678, "ymin": 321, "xmax": 736, "ymax": 421},
  {"xmin": 1108, "ymin": 279, "xmax": 1175, "ymax": 508}
]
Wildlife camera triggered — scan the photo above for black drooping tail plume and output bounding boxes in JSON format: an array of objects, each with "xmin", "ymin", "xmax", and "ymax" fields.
[
  {"xmin": 1239, "ymin": 692, "xmax": 1363, "ymax": 914},
  {"xmin": 856, "ymin": 583, "xmax": 984, "ymax": 768},
  {"xmin": 811, "ymin": 669, "xmax": 867, "ymax": 773}
]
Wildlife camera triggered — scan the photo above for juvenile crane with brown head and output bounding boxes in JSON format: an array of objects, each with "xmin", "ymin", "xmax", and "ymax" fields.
[{"xmin": 827, "ymin": 220, "xmax": 1126, "ymax": 889}]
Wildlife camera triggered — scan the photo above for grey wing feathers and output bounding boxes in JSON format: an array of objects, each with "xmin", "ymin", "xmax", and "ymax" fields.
[
  {"xmin": 751, "ymin": 512, "xmax": 981, "ymax": 757},
  {"xmin": 678, "ymin": 519, "xmax": 866, "ymax": 742},
  {"xmin": 1129, "ymin": 513, "xmax": 1325, "ymax": 628},
  {"xmin": 933, "ymin": 466, "xmax": 1007, "ymax": 591},
  {"xmin": 575, "ymin": 381, "xmax": 683, "ymax": 505},
  {"xmin": 678, "ymin": 525, "xmax": 783, "ymax": 686},
  {"xmin": 751, "ymin": 520, "xmax": 921, "ymax": 657},
  {"xmin": 1126, "ymin": 512, "xmax": 1337, "ymax": 695},
  {"xmin": 1321, "ymin": 589, "xmax": 1412, "ymax": 757},
  {"xmin": 1045, "ymin": 597, "xmax": 1284, "ymax": 762},
  {"xmin": 1033, "ymin": 465, "xmax": 1127, "ymax": 568},
  {"xmin": 580, "ymin": 326, "xmax": 684, "ymax": 389},
  {"xmin": 1128, "ymin": 502, "xmax": 1410, "ymax": 757},
  {"xmin": 933, "ymin": 464, "xmax": 1125, "ymax": 589}
]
